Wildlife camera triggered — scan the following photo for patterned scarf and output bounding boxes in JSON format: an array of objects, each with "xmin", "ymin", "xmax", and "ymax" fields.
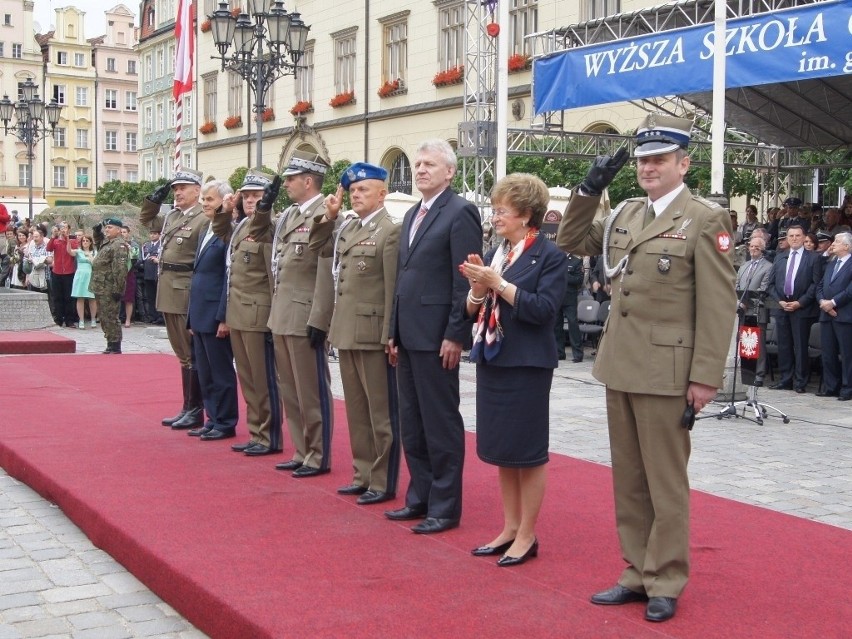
[{"xmin": 470, "ymin": 228, "xmax": 538, "ymax": 362}]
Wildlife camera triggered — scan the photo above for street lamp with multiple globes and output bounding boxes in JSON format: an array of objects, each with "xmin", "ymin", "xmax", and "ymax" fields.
[
  {"xmin": 209, "ymin": 0, "xmax": 310, "ymax": 168},
  {"xmin": 0, "ymin": 77, "xmax": 63, "ymax": 220}
]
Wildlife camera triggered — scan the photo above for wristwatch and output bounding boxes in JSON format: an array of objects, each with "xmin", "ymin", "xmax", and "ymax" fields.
[{"xmin": 497, "ymin": 280, "xmax": 508, "ymax": 293}]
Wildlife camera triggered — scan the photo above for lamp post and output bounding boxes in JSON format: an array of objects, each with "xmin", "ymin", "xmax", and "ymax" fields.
[
  {"xmin": 0, "ymin": 77, "xmax": 63, "ymax": 220},
  {"xmin": 209, "ymin": 0, "xmax": 309, "ymax": 168}
]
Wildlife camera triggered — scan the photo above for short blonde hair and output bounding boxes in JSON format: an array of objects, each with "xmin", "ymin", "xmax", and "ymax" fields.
[{"xmin": 490, "ymin": 173, "xmax": 550, "ymax": 228}]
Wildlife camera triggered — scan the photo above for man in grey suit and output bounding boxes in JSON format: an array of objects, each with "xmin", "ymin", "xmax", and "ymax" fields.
[
  {"xmin": 735, "ymin": 235, "xmax": 774, "ymax": 385},
  {"xmin": 385, "ymin": 140, "xmax": 482, "ymax": 534}
]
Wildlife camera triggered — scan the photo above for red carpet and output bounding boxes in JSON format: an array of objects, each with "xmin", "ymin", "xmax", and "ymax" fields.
[
  {"xmin": 1, "ymin": 354, "xmax": 849, "ymax": 638},
  {"xmin": 0, "ymin": 331, "xmax": 75, "ymax": 354}
]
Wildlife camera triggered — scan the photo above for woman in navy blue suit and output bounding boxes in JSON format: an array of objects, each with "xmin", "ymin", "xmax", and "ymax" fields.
[
  {"xmin": 187, "ymin": 179, "xmax": 239, "ymax": 440},
  {"xmin": 461, "ymin": 174, "xmax": 568, "ymax": 567}
]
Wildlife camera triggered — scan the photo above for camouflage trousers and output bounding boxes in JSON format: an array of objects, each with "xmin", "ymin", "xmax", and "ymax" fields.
[{"xmin": 96, "ymin": 295, "xmax": 122, "ymax": 343}]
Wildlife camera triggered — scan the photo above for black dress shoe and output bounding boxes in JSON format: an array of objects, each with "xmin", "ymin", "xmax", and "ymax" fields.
[
  {"xmin": 411, "ymin": 517, "xmax": 459, "ymax": 534},
  {"xmin": 496, "ymin": 539, "xmax": 538, "ymax": 567},
  {"xmin": 769, "ymin": 382, "xmax": 793, "ymax": 390},
  {"xmin": 794, "ymin": 387, "xmax": 806, "ymax": 394},
  {"xmin": 839, "ymin": 394, "xmax": 852, "ymax": 401},
  {"xmin": 291, "ymin": 465, "xmax": 329, "ymax": 477},
  {"xmin": 188, "ymin": 426, "xmax": 213, "ymax": 437},
  {"xmin": 572, "ymin": 357, "xmax": 583, "ymax": 363},
  {"xmin": 338, "ymin": 484, "xmax": 368, "ymax": 496},
  {"xmin": 275, "ymin": 460, "xmax": 303, "ymax": 471},
  {"xmin": 384, "ymin": 505, "xmax": 427, "ymax": 521},
  {"xmin": 645, "ymin": 596, "xmax": 677, "ymax": 622},
  {"xmin": 816, "ymin": 390, "xmax": 839, "ymax": 397},
  {"xmin": 231, "ymin": 441, "xmax": 255, "ymax": 452},
  {"xmin": 590, "ymin": 584, "xmax": 648, "ymax": 605},
  {"xmin": 244, "ymin": 444, "xmax": 281, "ymax": 456},
  {"xmin": 200, "ymin": 429, "xmax": 235, "ymax": 441},
  {"xmin": 357, "ymin": 490, "xmax": 395, "ymax": 505},
  {"xmin": 471, "ymin": 539, "xmax": 515, "ymax": 557}
]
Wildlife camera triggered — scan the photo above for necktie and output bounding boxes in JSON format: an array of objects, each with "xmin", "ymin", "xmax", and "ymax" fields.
[
  {"xmin": 784, "ymin": 250, "xmax": 798, "ymax": 297},
  {"xmin": 644, "ymin": 204, "xmax": 655, "ymax": 229},
  {"xmin": 409, "ymin": 205, "xmax": 428, "ymax": 245},
  {"xmin": 832, "ymin": 259, "xmax": 842, "ymax": 281}
]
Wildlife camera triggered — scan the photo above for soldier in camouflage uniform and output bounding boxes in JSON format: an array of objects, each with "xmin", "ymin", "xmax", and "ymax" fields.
[{"xmin": 91, "ymin": 218, "xmax": 129, "ymax": 354}]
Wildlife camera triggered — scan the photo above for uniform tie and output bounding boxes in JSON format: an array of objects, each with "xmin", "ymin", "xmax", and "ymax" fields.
[
  {"xmin": 644, "ymin": 204, "xmax": 656, "ymax": 229},
  {"xmin": 409, "ymin": 205, "xmax": 428, "ymax": 245}
]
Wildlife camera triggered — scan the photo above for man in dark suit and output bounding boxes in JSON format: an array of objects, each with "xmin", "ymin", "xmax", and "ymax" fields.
[
  {"xmin": 554, "ymin": 252, "xmax": 585, "ymax": 362},
  {"xmin": 768, "ymin": 225, "xmax": 820, "ymax": 393},
  {"xmin": 187, "ymin": 180, "xmax": 239, "ymax": 440},
  {"xmin": 816, "ymin": 232, "xmax": 852, "ymax": 400},
  {"xmin": 385, "ymin": 139, "xmax": 482, "ymax": 534}
]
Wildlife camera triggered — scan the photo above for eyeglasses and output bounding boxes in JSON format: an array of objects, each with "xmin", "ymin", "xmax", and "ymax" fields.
[{"xmin": 491, "ymin": 208, "xmax": 517, "ymax": 218}]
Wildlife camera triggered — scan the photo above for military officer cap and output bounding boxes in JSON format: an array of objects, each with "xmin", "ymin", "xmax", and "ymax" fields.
[
  {"xmin": 240, "ymin": 169, "xmax": 276, "ymax": 191},
  {"xmin": 816, "ymin": 231, "xmax": 833, "ymax": 243},
  {"xmin": 340, "ymin": 162, "xmax": 388, "ymax": 191},
  {"xmin": 282, "ymin": 150, "xmax": 330, "ymax": 177},
  {"xmin": 783, "ymin": 196, "xmax": 803, "ymax": 207},
  {"xmin": 103, "ymin": 217, "xmax": 123, "ymax": 227},
  {"xmin": 634, "ymin": 114, "xmax": 693, "ymax": 158},
  {"xmin": 171, "ymin": 168, "xmax": 203, "ymax": 186}
]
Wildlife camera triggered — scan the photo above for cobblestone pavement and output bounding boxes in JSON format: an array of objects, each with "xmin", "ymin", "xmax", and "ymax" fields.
[{"xmin": 2, "ymin": 323, "xmax": 850, "ymax": 637}]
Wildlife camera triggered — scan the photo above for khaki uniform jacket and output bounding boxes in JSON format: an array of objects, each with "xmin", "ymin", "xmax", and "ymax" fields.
[
  {"xmin": 215, "ymin": 209, "xmax": 274, "ymax": 332},
  {"xmin": 90, "ymin": 237, "xmax": 129, "ymax": 297},
  {"xmin": 557, "ymin": 187, "xmax": 736, "ymax": 395},
  {"xmin": 140, "ymin": 198, "xmax": 207, "ymax": 314},
  {"xmin": 309, "ymin": 208, "xmax": 400, "ymax": 350},
  {"xmin": 268, "ymin": 199, "xmax": 335, "ymax": 335}
]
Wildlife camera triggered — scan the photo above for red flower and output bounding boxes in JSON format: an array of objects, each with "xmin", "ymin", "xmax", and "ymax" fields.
[
  {"xmin": 329, "ymin": 92, "xmax": 355, "ymax": 108},
  {"xmin": 289, "ymin": 101, "xmax": 313, "ymax": 115},
  {"xmin": 433, "ymin": 66, "xmax": 464, "ymax": 87},
  {"xmin": 223, "ymin": 115, "xmax": 242, "ymax": 129},
  {"xmin": 378, "ymin": 79, "xmax": 401, "ymax": 98},
  {"xmin": 199, "ymin": 121, "xmax": 216, "ymax": 134},
  {"xmin": 508, "ymin": 53, "xmax": 531, "ymax": 73}
]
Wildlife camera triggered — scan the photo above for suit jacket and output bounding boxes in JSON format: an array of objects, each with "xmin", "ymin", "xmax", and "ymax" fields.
[
  {"xmin": 557, "ymin": 187, "xmax": 736, "ymax": 395},
  {"xmin": 389, "ymin": 188, "xmax": 482, "ymax": 350},
  {"xmin": 309, "ymin": 208, "xmax": 401, "ymax": 350},
  {"xmin": 470, "ymin": 234, "xmax": 567, "ymax": 368},
  {"xmin": 140, "ymin": 198, "xmax": 207, "ymax": 314},
  {"xmin": 816, "ymin": 257, "xmax": 852, "ymax": 323},
  {"xmin": 268, "ymin": 199, "xmax": 335, "ymax": 335},
  {"xmin": 767, "ymin": 248, "xmax": 820, "ymax": 318},
  {"xmin": 735, "ymin": 257, "xmax": 773, "ymax": 321},
  {"xmin": 187, "ymin": 225, "xmax": 228, "ymax": 334}
]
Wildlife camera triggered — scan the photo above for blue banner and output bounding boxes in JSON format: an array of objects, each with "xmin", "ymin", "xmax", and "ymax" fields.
[{"xmin": 533, "ymin": 0, "xmax": 852, "ymax": 114}]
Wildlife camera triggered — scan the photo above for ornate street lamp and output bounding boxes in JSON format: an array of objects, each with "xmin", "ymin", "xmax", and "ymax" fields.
[
  {"xmin": 0, "ymin": 77, "xmax": 64, "ymax": 220},
  {"xmin": 209, "ymin": 0, "xmax": 309, "ymax": 167}
]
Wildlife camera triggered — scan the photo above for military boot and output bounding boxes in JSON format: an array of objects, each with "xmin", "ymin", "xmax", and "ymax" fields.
[{"xmin": 162, "ymin": 368, "xmax": 191, "ymax": 426}]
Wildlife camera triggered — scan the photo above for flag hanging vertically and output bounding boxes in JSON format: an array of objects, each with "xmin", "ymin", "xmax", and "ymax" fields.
[{"xmin": 173, "ymin": 0, "xmax": 194, "ymax": 173}]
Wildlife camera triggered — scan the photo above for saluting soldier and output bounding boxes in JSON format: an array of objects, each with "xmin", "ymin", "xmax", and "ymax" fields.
[
  {"xmin": 270, "ymin": 151, "xmax": 336, "ymax": 477},
  {"xmin": 90, "ymin": 217, "xmax": 129, "ymax": 354},
  {"xmin": 557, "ymin": 115, "xmax": 736, "ymax": 623},
  {"xmin": 309, "ymin": 163, "xmax": 402, "ymax": 506},
  {"xmin": 214, "ymin": 170, "xmax": 283, "ymax": 457},
  {"xmin": 140, "ymin": 169, "xmax": 208, "ymax": 430}
]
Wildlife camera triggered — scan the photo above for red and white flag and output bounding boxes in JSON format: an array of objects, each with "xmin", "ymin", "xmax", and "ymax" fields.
[{"xmin": 173, "ymin": 0, "xmax": 194, "ymax": 172}]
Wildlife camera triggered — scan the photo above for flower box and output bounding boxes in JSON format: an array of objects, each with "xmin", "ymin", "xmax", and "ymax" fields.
[
  {"xmin": 261, "ymin": 108, "xmax": 275, "ymax": 122},
  {"xmin": 200, "ymin": 19, "xmax": 211, "ymax": 33},
  {"xmin": 508, "ymin": 53, "xmax": 531, "ymax": 73},
  {"xmin": 433, "ymin": 66, "xmax": 464, "ymax": 88},
  {"xmin": 223, "ymin": 115, "xmax": 243, "ymax": 129},
  {"xmin": 199, "ymin": 121, "xmax": 216, "ymax": 134},
  {"xmin": 378, "ymin": 78, "xmax": 405, "ymax": 98},
  {"xmin": 329, "ymin": 91, "xmax": 356, "ymax": 108},
  {"xmin": 289, "ymin": 101, "xmax": 313, "ymax": 116}
]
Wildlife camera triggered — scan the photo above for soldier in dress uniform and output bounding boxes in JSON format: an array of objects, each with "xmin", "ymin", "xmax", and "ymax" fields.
[
  {"xmin": 140, "ymin": 170, "xmax": 208, "ymax": 430},
  {"xmin": 214, "ymin": 169, "xmax": 283, "ymax": 457},
  {"xmin": 557, "ymin": 115, "xmax": 736, "ymax": 623},
  {"xmin": 308, "ymin": 163, "xmax": 402, "ymax": 505},
  {"xmin": 268, "ymin": 151, "xmax": 336, "ymax": 477},
  {"xmin": 90, "ymin": 218, "xmax": 129, "ymax": 354}
]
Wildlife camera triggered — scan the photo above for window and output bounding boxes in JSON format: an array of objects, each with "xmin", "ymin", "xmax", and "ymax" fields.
[
  {"xmin": 439, "ymin": 2, "xmax": 465, "ymax": 71},
  {"xmin": 53, "ymin": 85, "xmax": 66, "ymax": 105},
  {"xmin": 126, "ymin": 132, "xmax": 137, "ymax": 152},
  {"xmin": 183, "ymin": 152, "xmax": 192, "ymax": 169},
  {"xmin": 145, "ymin": 159, "xmax": 153, "ymax": 180},
  {"xmin": 156, "ymin": 103, "xmax": 164, "ymax": 130},
  {"xmin": 105, "ymin": 130, "xmax": 118, "ymax": 151},
  {"xmin": 227, "ymin": 70, "xmax": 243, "ymax": 118},
  {"xmin": 75, "ymin": 86, "xmax": 88, "ymax": 106},
  {"xmin": 4, "ymin": 14, "xmax": 11, "ymax": 26},
  {"xmin": 76, "ymin": 167, "xmax": 89, "ymax": 188},
  {"xmin": 53, "ymin": 127, "xmax": 66, "ymax": 147},
  {"xmin": 125, "ymin": 91, "xmax": 137, "ymax": 111},
  {"xmin": 381, "ymin": 16, "xmax": 408, "ymax": 83},
  {"xmin": 53, "ymin": 165, "xmax": 66, "ymax": 188},
  {"xmin": 127, "ymin": 59, "xmax": 137, "ymax": 74},
  {"xmin": 106, "ymin": 169, "xmax": 119, "ymax": 181},
  {"xmin": 144, "ymin": 106, "xmax": 153, "ymax": 133},
  {"xmin": 18, "ymin": 164, "xmax": 30, "ymax": 187},
  {"xmin": 12, "ymin": 43, "xmax": 21, "ymax": 59},
  {"xmin": 509, "ymin": 0, "xmax": 538, "ymax": 56},
  {"xmin": 157, "ymin": 48, "xmax": 164, "ymax": 77},
  {"xmin": 583, "ymin": 0, "xmax": 620, "ymax": 20},
  {"xmin": 106, "ymin": 57, "xmax": 117, "ymax": 72},
  {"xmin": 296, "ymin": 44, "xmax": 314, "ymax": 104},
  {"xmin": 389, "ymin": 152, "xmax": 412, "ymax": 194},
  {"xmin": 57, "ymin": 51, "xmax": 68, "ymax": 65},
  {"xmin": 183, "ymin": 95, "xmax": 193, "ymax": 126},
  {"xmin": 74, "ymin": 52, "xmax": 86, "ymax": 66},
  {"xmin": 126, "ymin": 170, "xmax": 139, "ymax": 183},
  {"xmin": 332, "ymin": 31, "xmax": 357, "ymax": 95},
  {"xmin": 105, "ymin": 89, "xmax": 118, "ymax": 109},
  {"xmin": 203, "ymin": 74, "xmax": 217, "ymax": 123},
  {"xmin": 156, "ymin": 158, "xmax": 164, "ymax": 179},
  {"xmin": 168, "ymin": 44, "xmax": 175, "ymax": 74},
  {"xmin": 0, "ymin": 44, "xmax": 5, "ymax": 57},
  {"xmin": 75, "ymin": 128, "xmax": 89, "ymax": 148},
  {"xmin": 145, "ymin": 54, "xmax": 153, "ymax": 81}
]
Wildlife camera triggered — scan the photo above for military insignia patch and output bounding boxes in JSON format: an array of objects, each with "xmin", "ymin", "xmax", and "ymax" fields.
[
  {"xmin": 176, "ymin": 237, "xmax": 183, "ymax": 245},
  {"xmin": 658, "ymin": 256, "xmax": 671, "ymax": 273},
  {"xmin": 357, "ymin": 261, "xmax": 366, "ymax": 271},
  {"xmin": 295, "ymin": 244, "xmax": 304, "ymax": 256},
  {"xmin": 243, "ymin": 252, "xmax": 250, "ymax": 263},
  {"xmin": 716, "ymin": 232, "xmax": 732, "ymax": 253}
]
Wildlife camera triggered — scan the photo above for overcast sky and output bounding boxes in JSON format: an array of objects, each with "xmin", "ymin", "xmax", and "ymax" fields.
[{"xmin": 33, "ymin": 1, "xmax": 139, "ymax": 38}]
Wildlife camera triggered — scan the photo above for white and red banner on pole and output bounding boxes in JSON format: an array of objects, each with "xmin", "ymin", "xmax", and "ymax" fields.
[{"xmin": 173, "ymin": 0, "xmax": 194, "ymax": 173}]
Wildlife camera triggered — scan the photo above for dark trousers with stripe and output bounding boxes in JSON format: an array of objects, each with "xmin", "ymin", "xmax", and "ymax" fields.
[
  {"xmin": 193, "ymin": 330, "xmax": 239, "ymax": 432},
  {"xmin": 230, "ymin": 329, "xmax": 282, "ymax": 449}
]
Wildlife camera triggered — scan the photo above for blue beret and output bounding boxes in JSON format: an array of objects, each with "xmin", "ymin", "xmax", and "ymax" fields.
[
  {"xmin": 103, "ymin": 217, "xmax": 123, "ymax": 227},
  {"xmin": 340, "ymin": 162, "xmax": 388, "ymax": 191}
]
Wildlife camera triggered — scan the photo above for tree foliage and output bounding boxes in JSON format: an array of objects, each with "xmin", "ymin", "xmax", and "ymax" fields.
[{"xmin": 95, "ymin": 178, "xmax": 171, "ymax": 206}]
